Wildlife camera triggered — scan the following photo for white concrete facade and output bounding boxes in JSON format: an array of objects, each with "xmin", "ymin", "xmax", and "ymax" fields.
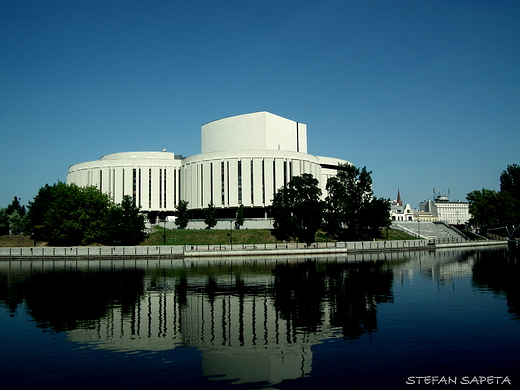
[
  {"xmin": 67, "ymin": 112, "xmax": 350, "ymax": 217},
  {"xmin": 419, "ymin": 198, "xmax": 470, "ymax": 225},
  {"xmin": 181, "ymin": 149, "xmax": 322, "ymax": 210},
  {"xmin": 201, "ymin": 112, "xmax": 307, "ymax": 154},
  {"xmin": 67, "ymin": 151, "xmax": 183, "ymax": 213}
]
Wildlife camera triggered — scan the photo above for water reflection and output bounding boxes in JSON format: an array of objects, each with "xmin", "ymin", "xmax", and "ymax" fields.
[
  {"xmin": 472, "ymin": 248, "xmax": 520, "ymax": 320},
  {"xmin": 0, "ymin": 247, "xmax": 517, "ymax": 386}
]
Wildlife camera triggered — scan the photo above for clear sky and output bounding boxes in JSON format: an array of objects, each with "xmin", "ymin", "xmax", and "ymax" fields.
[{"xmin": 1, "ymin": 0, "xmax": 519, "ymax": 209}]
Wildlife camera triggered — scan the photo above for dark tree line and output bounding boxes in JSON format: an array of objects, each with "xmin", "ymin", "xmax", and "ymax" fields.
[
  {"xmin": 26, "ymin": 182, "xmax": 146, "ymax": 246},
  {"xmin": 271, "ymin": 164, "xmax": 391, "ymax": 243},
  {"xmin": 467, "ymin": 164, "xmax": 520, "ymax": 236}
]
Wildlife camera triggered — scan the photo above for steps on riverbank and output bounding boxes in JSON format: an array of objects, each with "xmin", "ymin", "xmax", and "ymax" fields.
[{"xmin": 392, "ymin": 221, "xmax": 468, "ymax": 241}]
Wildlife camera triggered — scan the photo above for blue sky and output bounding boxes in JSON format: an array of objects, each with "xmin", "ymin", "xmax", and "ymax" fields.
[{"xmin": 1, "ymin": 0, "xmax": 519, "ymax": 209}]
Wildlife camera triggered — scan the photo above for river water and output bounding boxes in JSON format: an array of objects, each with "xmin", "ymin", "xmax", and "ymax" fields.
[{"xmin": 0, "ymin": 246, "xmax": 518, "ymax": 389}]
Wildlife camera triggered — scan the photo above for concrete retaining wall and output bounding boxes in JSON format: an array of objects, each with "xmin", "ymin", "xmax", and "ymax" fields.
[{"xmin": 2, "ymin": 239, "xmax": 508, "ymax": 260}]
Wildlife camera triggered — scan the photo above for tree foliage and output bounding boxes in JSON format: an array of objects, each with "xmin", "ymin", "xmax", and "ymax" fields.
[
  {"xmin": 271, "ymin": 173, "xmax": 323, "ymax": 243},
  {"xmin": 204, "ymin": 201, "xmax": 217, "ymax": 229},
  {"xmin": 173, "ymin": 200, "xmax": 190, "ymax": 229},
  {"xmin": 101, "ymin": 195, "xmax": 146, "ymax": 245},
  {"xmin": 235, "ymin": 204, "xmax": 245, "ymax": 229},
  {"xmin": 0, "ymin": 209, "xmax": 9, "ymax": 235},
  {"xmin": 27, "ymin": 182, "xmax": 108, "ymax": 245},
  {"xmin": 467, "ymin": 189, "xmax": 502, "ymax": 229},
  {"xmin": 500, "ymin": 164, "xmax": 520, "ymax": 198},
  {"xmin": 27, "ymin": 182, "xmax": 146, "ymax": 246},
  {"xmin": 323, "ymin": 164, "xmax": 391, "ymax": 241},
  {"xmin": 0, "ymin": 197, "xmax": 28, "ymax": 235},
  {"xmin": 468, "ymin": 164, "xmax": 520, "ymax": 233}
]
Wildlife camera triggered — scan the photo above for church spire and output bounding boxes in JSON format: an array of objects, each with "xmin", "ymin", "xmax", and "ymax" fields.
[{"xmin": 397, "ymin": 189, "xmax": 402, "ymax": 206}]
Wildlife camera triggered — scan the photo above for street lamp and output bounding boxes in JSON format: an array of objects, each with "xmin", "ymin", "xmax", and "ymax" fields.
[
  {"xmin": 159, "ymin": 212, "xmax": 166, "ymax": 245},
  {"xmin": 230, "ymin": 220, "xmax": 233, "ymax": 249},
  {"xmin": 163, "ymin": 218, "xmax": 167, "ymax": 245}
]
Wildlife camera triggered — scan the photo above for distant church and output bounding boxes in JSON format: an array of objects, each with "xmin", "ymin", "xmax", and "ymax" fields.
[{"xmin": 390, "ymin": 190, "xmax": 414, "ymax": 221}]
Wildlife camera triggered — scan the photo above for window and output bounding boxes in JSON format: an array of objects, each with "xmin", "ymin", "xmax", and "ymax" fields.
[
  {"xmin": 261, "ymin": 160, "xmax": 265, "ymax": 204},
  {"xmin": 273, "ymin": 160, "xmax": 276, "ymax": 196},
  {"xmin": 250, "ymin": 160, "xmax": 254, "ymax": 204},
  {"xmin": 133, "ymin": 169, "xmax": 137, "ymax": 205},
  {"xmin": 283, "ymin": 161, "xmax": 288, "ymax": 187},
  {"xmin": 163, "ymin": 168, "xmax": 167, "ymax": 208},
  {"xmin": 149, "ymin": 169, "xmax": 152, "ymax": 208},
  {"xmin": 176, "ymin": 169, "xmax": 180, "ymax": 207},
  {"xmin": 238, "ymin": 160, "xmax": 242, "ymax": 204},
  {"xmin": 173, "ymin": 169, "xmax": 177, "ymax": 206},
  {"xmin": 221, "ymin": 161, "xmax": 225, "ymax": 205},
  {"xmin": 210, "ymin": 162, "xmax": 213, "ymax": 204},
  {"xmin": 138, "ymin": 169, "xmax": 142, "ymax": 207},
  {"xmin": 159, "ymin": 169, "xmax": 162, "ymax": 208},
  {"xmin": 227, "ymin": 161, "xmax": 230, "ymax": 205},
  {"xmin": 200, "ymin": 164, "xmax": 204, "ymax": 206}
]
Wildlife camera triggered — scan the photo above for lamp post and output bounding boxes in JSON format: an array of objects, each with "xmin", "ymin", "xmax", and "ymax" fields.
[
  {"xmin": 229, "ymin": 219, "xmax": 233, "ymax": 249},
  {"xmin": 159, "ymin": 212, "xmax": 166, "ymax": 245}
]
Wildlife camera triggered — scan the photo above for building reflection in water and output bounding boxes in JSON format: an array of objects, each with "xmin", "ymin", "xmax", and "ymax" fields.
[
  {"xmin": 1, "ymin": 247, "xmax": 516, "ymax": 385},
  {"xmin": 59, "ymin": 255, "xmax": 396, "ymax": 385}
]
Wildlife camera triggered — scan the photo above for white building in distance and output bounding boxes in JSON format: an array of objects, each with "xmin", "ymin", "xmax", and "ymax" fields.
[
  {"xmin": 67, "ymin": 112, "xmax": 350, "ymax": 221},
  {"xmin": 419, "ymin": 191, "xmax": 470, "ymax": 226}
]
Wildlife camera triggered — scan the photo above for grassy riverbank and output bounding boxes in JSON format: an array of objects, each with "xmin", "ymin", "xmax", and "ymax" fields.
[
  {"xmin": 0, "ymin": 228, "xmax": 417, "ymax": 247},
  {"xmin": 141, "ymin": 227, "xmax": 418, "ymax": 246}
]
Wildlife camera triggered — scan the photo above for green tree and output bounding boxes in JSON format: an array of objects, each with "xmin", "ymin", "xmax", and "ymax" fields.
[
  {"xmin": 271, "ymin": 173, "xmax": 323, "ymax": 244},
  {"xmin": 235, "ymin": 204, "xmax": 245, "ymax": 229},
  {"xmin": 468, "ymin": 164, "xmax": 520, "ymax": 234},
  {"xmin": 6, "ymin": 196, "xmax": 26, "ymax": 217},
  {"xmin": 0, "ymin": 208, "xmax": 9, "ymax": 235},
  {"xmin": 8, "ymin": 211, "xmax": 29, "ymax": 235},
  {"xmin": 27, "ymin": 182, "xmax": 111, "ymax": 246},
  {"xmin": 204, "ymin": 201, "xmax": 217, "ymax": 229},
  {"xmin": 271, "ymin": 186, "xmax": 295, "ymax": 241},
  {"xmin": 173, "ymin": 200, "xmax": 189, "ymax": 229},
  {"xmin": 500, "ymin": 164, "xmax": 520, "ymax": 198},
  {"xmin": 499, "ymin": 164, "xmax": 520, "ymax": 230},
  {"xmin": 1, "ymin": 197, "xmax": 28, "ymax": 235},
  {"xmin": 102, "ymin": 195, "xmax": 147, "ymax": 245},
  {"xmin": 467, "ymin": 189, "xmax": 502, "ymax": 229},
  {"xmin": 324, "ymin": 163, "xmax": 390, "ymax": 241}
]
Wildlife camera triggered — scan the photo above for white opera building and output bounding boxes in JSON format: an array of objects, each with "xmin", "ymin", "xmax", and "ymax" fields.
[{"xmin": 67, "ymin": 112, "xmax": 350, "ymax": 223}]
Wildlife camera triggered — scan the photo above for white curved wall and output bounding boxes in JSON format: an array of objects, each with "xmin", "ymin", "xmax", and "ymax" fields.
[
  {"xmin": 67, "ymin": 151, "xmax": 182, "ymax": 212},
  {"xmin": 182, "ymin": 150, "xmax": 322, "ymax": 210}
]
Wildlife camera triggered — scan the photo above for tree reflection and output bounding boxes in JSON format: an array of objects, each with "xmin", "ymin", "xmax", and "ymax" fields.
[
  {"xmin": 325, "ymin": 261, "xmax": 394, "ymax": 339},
  {"xmin": 271, "ymin": 259, "xmax": 394, "ymax": 339},
  {"xmin": 0, "ymin": 269, "xmax": 145, "ymax": 332},
  {"xmin": 472, "ymin": 248, "xmax": 520, "ymax": 320},
  {"xmin": 272, "ymin": 260, "xmax": 325, "ymax": 333}
]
